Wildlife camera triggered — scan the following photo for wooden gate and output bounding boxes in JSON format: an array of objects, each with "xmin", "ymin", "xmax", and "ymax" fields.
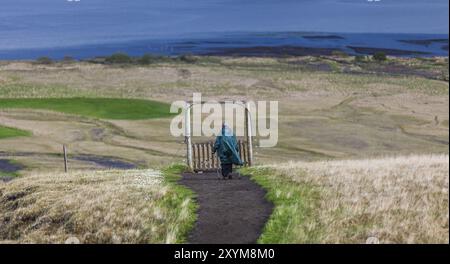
[
  {"xmin": 191, "ymin": 140, "xmax": 251, "ymax": 172},
  {"xmin": 184, "ymin": 100, "xmax": 254, "ymax": 171}
]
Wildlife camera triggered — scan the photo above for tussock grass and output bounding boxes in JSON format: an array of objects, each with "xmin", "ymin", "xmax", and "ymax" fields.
[
  {"xmin": 0, "ymin": 165, "xmax": 196, "ymax": 243},
  {"xmin": 0, "ymin": 125, "xmax": 30, "ymax": 139},
  {"xmin": 244, "ymin": 154, "xmax": 449, "ymax": 244},
  {"xmin": 0, "ymin": 98, "xmax": 174, "ymax": 120}
]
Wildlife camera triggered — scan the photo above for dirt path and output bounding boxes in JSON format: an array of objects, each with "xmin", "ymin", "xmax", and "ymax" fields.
[{"xmin": 180, "ymin": 171, "xmax": 273, "ymax": 244}]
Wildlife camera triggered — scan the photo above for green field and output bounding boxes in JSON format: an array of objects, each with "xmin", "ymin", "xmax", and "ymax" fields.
[
  {"xmin": 0, "ymin": 98, "xmax": 174, "ymax": 120},
  {"xmin": 0, "ymin": 125, "xmax": 31, "ymax": 139}
]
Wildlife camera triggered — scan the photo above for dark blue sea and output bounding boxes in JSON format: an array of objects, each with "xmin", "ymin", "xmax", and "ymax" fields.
[{"xmin": 0, "ymin": 0, "xmax": 448, "ymax": 59}]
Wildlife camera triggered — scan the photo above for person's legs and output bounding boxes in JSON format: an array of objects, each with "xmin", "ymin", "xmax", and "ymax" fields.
[{"xmin": 221, "ymin": 163, "xmax": 232, "ymax": 179}]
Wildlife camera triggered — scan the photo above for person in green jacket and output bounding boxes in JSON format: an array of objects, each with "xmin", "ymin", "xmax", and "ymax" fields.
[{"xmin": 213, "ymin": 124, "xmax": 243, "ymax": 179}]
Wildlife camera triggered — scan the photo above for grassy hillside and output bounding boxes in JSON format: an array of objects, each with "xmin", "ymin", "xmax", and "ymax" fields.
[
  {"xmin": 0, "ymin": 125, "xmax": 30, "ymax": 139},
  {"xmin": 0, "ymin": 58, "xmax": 448, "ymax": 169},
  {"xmin": 0, "ymin": 56, "xmax": 448, "ymax": 244},
  {"xmin": 243, "ymin": 154, "xmax": 449, "ymax": 244},
  {"xmin": 0, "ymin": 165, "xmax": 196, "ymax": 243},
  {"xmin": 0, "ymin": 98, "xmax": 174, "ymax": 120}
]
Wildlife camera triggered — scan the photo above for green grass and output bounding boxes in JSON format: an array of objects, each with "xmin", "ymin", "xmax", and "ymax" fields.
[
  {"xmin": 0, "ymin": 98, "xmax": 175, "ymax": 120},
  {"xmin": 241, "ymin": 167, "xmax": 324, "ymax": 243},
  {"xmin": 0, "ymin": 170, "xmax": 16, "ymax": 176},
  {"xmin": 0, "ymin": 171, "xmax": 17, "ymax": 182},
  {"xmin": 0, "ymin": 170, "xmax": 20, "ymax": 178},
  {"xmin": 0, "ymin": 125, "xmax": 31, "ymax": 139},
  {"xmin": 162, "ymin": 164, "xmax": 197, "ymax": 243}
]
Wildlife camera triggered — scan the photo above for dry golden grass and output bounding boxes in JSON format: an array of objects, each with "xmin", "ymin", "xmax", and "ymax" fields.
[
  {"xmin": 1, "ymin": 59, "xmax": 448, "ymax": 167},
  {"xmin": 0, "ymin": 109, "xmax": 184, "ymax": 170},
  {"xmin": 255, "ymin": 154, "xmax": 449, "ymax": 243},
  {"xmin": 0, "ymin": 168, "xmax": 195, "ymax": 244},
  {"xmin": 0, "ymin": 58, "xmax": 448, "ymax": 244}
]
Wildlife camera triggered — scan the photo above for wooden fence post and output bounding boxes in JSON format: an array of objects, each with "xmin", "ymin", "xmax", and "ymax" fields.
[{"xmin": 63, "ymin": 145, "xmax": 68, "ymax": 173}]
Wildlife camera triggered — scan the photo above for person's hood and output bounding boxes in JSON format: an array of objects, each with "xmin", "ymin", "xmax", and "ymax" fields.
[{"xmin": 221, "ymin": 124, "xmax": 234, "ymax": 137}]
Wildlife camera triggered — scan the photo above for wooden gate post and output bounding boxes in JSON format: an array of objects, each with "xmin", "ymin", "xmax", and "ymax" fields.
[
  {"xmin": 185, "ymin": 102, "xmax": 193, "ymax": 170},
  {"xmin": 245, "ymin": 101, "xmax": 253, "ymax": 166}
]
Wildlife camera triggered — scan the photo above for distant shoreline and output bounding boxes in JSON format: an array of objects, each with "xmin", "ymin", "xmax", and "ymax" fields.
[
  {"xmin": 0, "ymin": 32, "xmax": 447, "ymax": 60},
  {"xmin": 0, "ymin": 47, "xmax": 448, "ymax": 63},
  {"xmin": 206, "ymin": 45, "xmax": 435, "ymax": 57},
  {"xmin": 0, "ymin": 52, "xmax": 449, "ymax": 65}
]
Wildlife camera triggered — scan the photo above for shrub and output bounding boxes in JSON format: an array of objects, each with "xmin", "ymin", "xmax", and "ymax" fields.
[
  {"xmin": 331, "ymin": 50, "xmax": 349, "ymax": 58},
  {"xmin": 85, "ymin": 57, "xmax": 107, "ymax": 64},
  {"xmin": 140, "ymin": 54, "xmax": 177, "ymax": 64},
  {"xmin": 35, "ymin": 56, "xmax": 53, "ymax": 65},
  {"xmin": 196, "ymin": 56, "xmax": 222, "ymax": 64},
  {"xmin": 178, "ymin": 69, "xmax": 192, "ymax": 79},
  {"xmin": 62, "ymin": 56, "xmax": 75, "ymax": 63},
  {"xmin": 372, "ymin": 52, "xmax": 387, "ymax": 62},
  {"xmin": 354, "ymin": 55, "xmax": 367, "ymax": 63},
  {"xmin": 179, "ymin": 54, "xmax": 197, "ymax": 64},
  {"xmin": 106, "ymin": 52, "xmax": 133, "ymax": 64},
  {"xmin": 138, "ymin": 54, "xmax": 154, "ymax": 65}
]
